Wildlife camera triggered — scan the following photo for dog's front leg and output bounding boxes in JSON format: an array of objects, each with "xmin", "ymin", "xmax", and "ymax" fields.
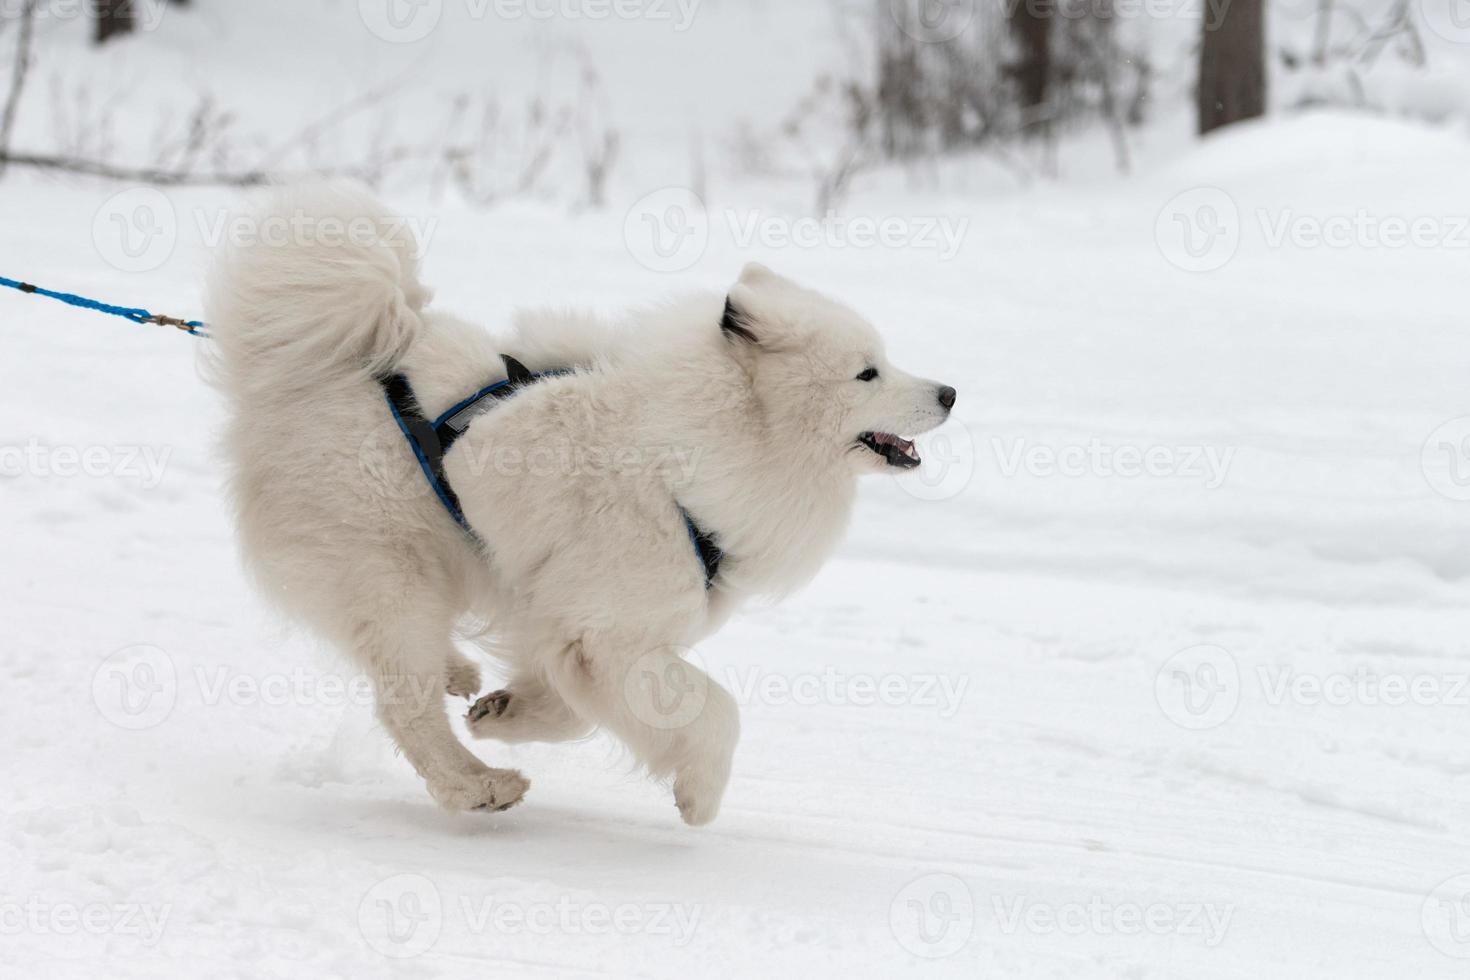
[{"xmin": 543, "ymin": 636, "xmax": 740, "ymax": 826}]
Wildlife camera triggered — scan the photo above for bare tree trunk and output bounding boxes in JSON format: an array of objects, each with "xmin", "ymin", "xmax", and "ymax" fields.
[
  {"xmin": 1090, "ymin": 4, "xmax": 1131, "ymax": 174},
  {"xmin": 1197, "ymin": 0, "xmax": 1266, "ymax": 135},
  {"xmin": 94, "ymin": 0, "xmax": 135, "ymax": 45},
  {"xmin": 875, "ymin": 5, "xmax": 924, "ymax": 159},
  {"xmin": 0, "ymin": 0, "xmax": 37, "ymax": 180},
  {"xmin": 1007, "ymin": 1, "xmax": 1052, "ymax": 127}
]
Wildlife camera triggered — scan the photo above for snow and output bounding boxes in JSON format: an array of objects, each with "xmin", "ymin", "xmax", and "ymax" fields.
[{"xmin": 5, "ymin": 3, "xmax": 1470, "ymax": 978}]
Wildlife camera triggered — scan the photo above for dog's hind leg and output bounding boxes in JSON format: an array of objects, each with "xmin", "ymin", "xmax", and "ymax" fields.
[
  {"xmin": 465, "ymin": 665, "xmax": 592, "ymax": 744},
  {"xmin": 543, "ymin": 638, "xmax": 739, "ymax": 826},
  {"xmin": 358, "ymin": 614, "xmax": 529, "ymax": 812}
]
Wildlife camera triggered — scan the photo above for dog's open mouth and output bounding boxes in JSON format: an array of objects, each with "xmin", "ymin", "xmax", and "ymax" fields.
[{"xmin": 858, "ymin": 431, "xmax": 920, "ymax": 468}]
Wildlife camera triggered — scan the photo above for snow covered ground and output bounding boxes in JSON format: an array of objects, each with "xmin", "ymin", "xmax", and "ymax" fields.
[
  {"xmin": 4, "ymin": 108, "xmax": 1470, "ymax": 978},
  {"xmin": 5, "ymin": 3, "xmax": 1470, "ymax": 977}
]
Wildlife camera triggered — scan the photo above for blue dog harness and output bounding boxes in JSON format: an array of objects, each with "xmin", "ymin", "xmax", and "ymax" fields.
[{"xmin": 378, "ymin": 355, "xmax": 723, "ymax": 588}]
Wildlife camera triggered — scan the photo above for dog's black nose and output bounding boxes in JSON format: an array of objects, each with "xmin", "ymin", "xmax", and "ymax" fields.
[{"xmin": 937, "ymin": 385, "xmax": 956, "ymax": 410}]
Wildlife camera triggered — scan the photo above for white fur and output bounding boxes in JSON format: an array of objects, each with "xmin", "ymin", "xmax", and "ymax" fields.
[{"xmin": 205, "ymin": 183, "xmax": 953, "ymax": 825}]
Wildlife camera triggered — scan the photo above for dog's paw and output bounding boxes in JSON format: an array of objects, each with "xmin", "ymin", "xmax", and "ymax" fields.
[
  {"xmin": 445, "ymin": 658, "xmax": 483, "ymax": 700},
  {"xmin": 673, "ymin": 768, "xmax": 726, "ymax": 827},
  {"xmin": 426, "ymin": 767, "xmax": 529, "ymax": 813},
  {"xmin": 466, "ymin": 689, "xmax": 593, "ymax": 745},
  {"xmin": 466, "ymin": 689, "xmax": 512, "ymax": 728}
]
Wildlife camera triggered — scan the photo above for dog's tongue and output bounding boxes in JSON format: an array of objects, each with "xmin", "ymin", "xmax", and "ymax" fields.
[{"xmin": 872, "ymin": 431, "xmax": 917, "ymax": 460}]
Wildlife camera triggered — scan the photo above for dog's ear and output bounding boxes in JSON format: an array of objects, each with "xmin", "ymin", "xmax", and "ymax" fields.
[
  {"xmin": 501, "ymin": 353, "xmax": 534, "ymax": 385},
  {"xmin": 720, "ymin": 296, "xmax": 759, "ymax": 346},
  {"xmin": 738, "ymin": 261, "xmax": 777, "ymax": 286}
]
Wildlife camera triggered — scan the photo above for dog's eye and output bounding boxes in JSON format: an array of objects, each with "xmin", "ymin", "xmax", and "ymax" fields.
[{"xmin": 855, "ymin": 367, "xmax": 879, "ymax": 382}]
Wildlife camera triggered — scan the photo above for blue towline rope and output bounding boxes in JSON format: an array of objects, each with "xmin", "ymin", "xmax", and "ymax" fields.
[{"xmin": 0, "ymin": 275, "xmax": 209, "ymax": 338}]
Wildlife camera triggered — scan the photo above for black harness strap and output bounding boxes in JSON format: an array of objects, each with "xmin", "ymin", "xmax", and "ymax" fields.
[
  {"xmin": 379, "ymin": 371, "xmax": 467, "ymax": 528},
  {"xmin": 378, "ymin": 356, "xmax": 723, "ymax": 588},
  {"xmin": 379, "ymin": 354, "xmax": 538, "ymax": 533},
  {"xmin": 682, "ymin": 511, "xmax": 723, "ymax": 589}
]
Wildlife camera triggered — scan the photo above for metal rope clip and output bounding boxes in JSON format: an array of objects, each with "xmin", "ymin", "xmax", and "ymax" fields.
[{"xmin": 146, "ymin": 313, "xmax": 197, "ymax": 332}]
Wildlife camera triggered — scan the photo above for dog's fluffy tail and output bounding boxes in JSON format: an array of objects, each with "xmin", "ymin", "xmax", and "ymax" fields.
[{"xmin": 204, "ymin": 182, "xmax": 430, "ymax": 397}]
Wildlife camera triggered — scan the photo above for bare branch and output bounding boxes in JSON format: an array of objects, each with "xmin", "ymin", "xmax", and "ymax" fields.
[
  {"xmin": 252, "ymin": 65, "xmax": 424, "ymax": 171},
  {"xmin": 0, "ymin": 150, "xmax": 271, "ymax": 185},
  {"xmin": 0, "ymin": 0, "xmax": 39, "ymax": 180}
]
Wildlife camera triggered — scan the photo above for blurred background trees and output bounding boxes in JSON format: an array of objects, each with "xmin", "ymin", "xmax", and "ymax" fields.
[{"xmin": 0, "ymin": 0, "xmax": 1455, "ymax": 206}]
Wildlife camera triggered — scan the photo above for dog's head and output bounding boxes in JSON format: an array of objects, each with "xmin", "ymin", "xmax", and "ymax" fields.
[{"xmin": 719, "ymin": 263, "xmax": 956, "ymax": 474}]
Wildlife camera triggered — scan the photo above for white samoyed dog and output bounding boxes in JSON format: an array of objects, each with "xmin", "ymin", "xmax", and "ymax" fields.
[{"xmin": 206, "ymin": 184, "xmax": 955, "ymax": 825}]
